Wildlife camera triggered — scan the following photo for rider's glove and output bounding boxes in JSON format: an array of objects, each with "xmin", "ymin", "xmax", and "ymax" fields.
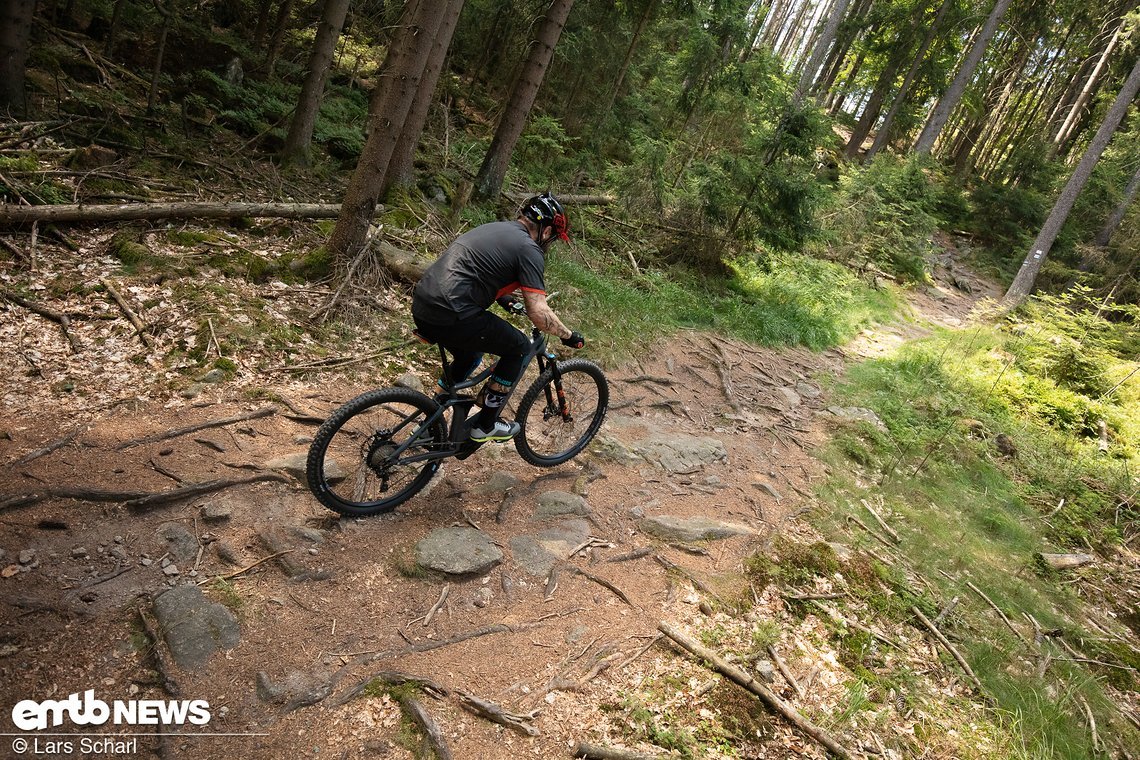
[
  {"xmin": 497, "ymin": 296, "xmax": 526, "ymax": 316},
  {"xmin": 561, "ymin": 331, "xmax": 585, "ymax": 349}
]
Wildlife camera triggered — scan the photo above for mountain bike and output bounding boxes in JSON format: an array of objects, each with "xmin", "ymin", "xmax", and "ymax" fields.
[{"xmin": 305, "ymin": 322, "xmax": 609, "ymax": 517}]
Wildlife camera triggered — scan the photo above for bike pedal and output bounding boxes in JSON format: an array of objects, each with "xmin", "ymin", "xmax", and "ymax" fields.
[{"xmin": 454, "ymin": 441, "xmax": 483, "ymax": 460}]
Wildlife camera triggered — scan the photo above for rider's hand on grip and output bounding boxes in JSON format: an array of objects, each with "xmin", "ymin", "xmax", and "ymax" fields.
[
  {"xmin": 497, "ymin": 296, "xmax": 526, "ymax": 315},
  {"xmin": 561, "ymin": 331, "xmax": 585, "ymax": 349}
]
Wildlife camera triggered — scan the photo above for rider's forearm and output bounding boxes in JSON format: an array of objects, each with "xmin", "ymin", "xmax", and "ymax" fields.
[{"xmin": 527, "ymin": 301, "xmax": 572, "ymax": 340}]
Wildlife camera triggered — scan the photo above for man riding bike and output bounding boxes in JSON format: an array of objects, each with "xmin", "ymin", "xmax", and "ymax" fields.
[{"xmin": 411, "ymin": 192, "xmax": 585, "ymax": 443}]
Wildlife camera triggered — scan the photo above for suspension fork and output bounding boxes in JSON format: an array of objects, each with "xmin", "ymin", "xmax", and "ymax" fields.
[{"xmin": 539, "ymin": 356, "xmax": 572, "ymax": 421}]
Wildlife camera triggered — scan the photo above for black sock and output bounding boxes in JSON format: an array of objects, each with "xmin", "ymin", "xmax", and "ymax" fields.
[{"xmin": 474, "ymin": 389, "xmax": 509, "ymax": 429}]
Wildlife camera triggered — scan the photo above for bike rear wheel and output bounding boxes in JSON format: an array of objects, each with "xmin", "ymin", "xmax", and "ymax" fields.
[
  {"xmin": 306, "ymin": 388, "xmax": 448, "ymax": 517},
  {"xmin": 514, "ymin": 358, "xmax": 608, "ymax": 467}
]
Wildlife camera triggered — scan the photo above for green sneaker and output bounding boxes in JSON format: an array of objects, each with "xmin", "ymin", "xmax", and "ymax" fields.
[{"xmin": 468, "ymin": 420, "xmax": 521, "ymax": 443}]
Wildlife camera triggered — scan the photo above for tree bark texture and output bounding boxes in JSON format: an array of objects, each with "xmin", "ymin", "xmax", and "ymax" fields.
[
  {"xmin": 473, "ymin": 0, "xmax": 576, "ymax": 201},
  {"xmin": 265, "ymin": 0, "xmax": 297, "ymax": 79},
  {"xmin": 845, "ymin": 46, "xmax": 905, "ymax": 158},
  {"xmin": 0, "ymin": 0, "xmax": 35, "ymax": 118},
  {"xmin": 1093, "ymin": 160, "xmax": 1140, "ymax": 248},
  {"xmin": 791, "ymin": 0, "xmax": 852, "ymax": 105},
  {"xmin": 914, "ymin": 0, "xmax": 1014, "ymax": 155},
  {"xmin": 327, "ymin": 0, "xmax": 446, "ymax": 261},
  {"xmin": 281, "ymin": 0, "xmax": 354, "ymax": 167},
  {"xmin": 814, "ymin": 0, "xmax": 873, "ymax": 103},
  {"xmin": 147, "ymin": 3, "xmax": 174, "ymax": 112},
  {"xmin": 0, "ymin": 202, "xmax": 344, "ymax": 225},
  {"xmin": 866, "ymin": 0, "xmax": 952, "ymax": 159},
  {"xmin": 1051, "ymin": 18, "xmax": 1123, "ymax": 156},
  {"xmin": 1005, "ymin": 54, "xmax": 1140, "ymax": 304},
  {"xmin": 382, "ymin": 0, "xmax": 468, "ymax": 195}
]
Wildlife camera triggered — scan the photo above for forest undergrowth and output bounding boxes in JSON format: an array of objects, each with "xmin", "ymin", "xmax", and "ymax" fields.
[{"xmin": 2, "ymin": 19, "xmax": 1140, "ymax": 759}]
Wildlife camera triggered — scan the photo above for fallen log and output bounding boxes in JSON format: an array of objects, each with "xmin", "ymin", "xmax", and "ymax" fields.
[
  {"xmin": 455, "ymin": 691, "xmax": 539, "ymax": 737},
  {"xmin": 573, "ymin": 742, "xmax": 675, "ymax": 759},
  {"xmin": 911, "ymin": 606, "xmax": 987, "ymax": 696},
  {"xmin": 1036, "ymin": 553, "xmax": 1095, "ymax": 571},
  {"xmin": 399, "ymin": 696, "xmax": 454, "ymax": 760},
  {"xmin": 658, "ymin": 621, "xmax": 855, "ymax": 759},
  {"xmin": 1, "ymin": 288, "xmax": 81, "ymax": 351},
  {"xmin": 0, "ymin": 201, "xmax": 344, "ymax": 226},
  {"xmin": 375, "ymin": 239, "xmax": 434, "ymax": 283}
]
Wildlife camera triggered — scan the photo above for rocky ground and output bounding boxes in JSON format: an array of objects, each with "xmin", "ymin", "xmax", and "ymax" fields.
[{"xmin": 0, "ymin": 233, "xmax": 1000, "ymax": 760}]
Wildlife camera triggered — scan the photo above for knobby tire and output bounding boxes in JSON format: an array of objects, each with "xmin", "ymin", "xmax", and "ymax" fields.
[
  {"xmin": 514, "ymin": 358, "xmax": 608, "ymax": 467},
  {"xmin": 306, "ymin": 388, "xmax": 447, "ymax": 517}
]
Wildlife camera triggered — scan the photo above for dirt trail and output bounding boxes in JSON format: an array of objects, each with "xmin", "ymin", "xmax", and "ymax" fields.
[{"xmin": 0, "ymin": 258, "xmax": 993, "ymax": 759}]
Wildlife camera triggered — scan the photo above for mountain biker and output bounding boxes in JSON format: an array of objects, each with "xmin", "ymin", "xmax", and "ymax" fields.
[{"xmin": 411, "ymin": 192, "xmax": 586, "ymax": 443}]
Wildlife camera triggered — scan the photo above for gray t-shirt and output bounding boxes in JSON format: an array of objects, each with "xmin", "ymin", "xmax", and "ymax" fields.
[{"xmin": 412, "ymin": 221, "xmax": 547, "ymax": 324}]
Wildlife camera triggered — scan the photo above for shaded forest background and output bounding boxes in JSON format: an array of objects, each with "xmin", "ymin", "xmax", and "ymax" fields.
[
  {"xmin": 2, "ymin": 0, "xmax": 1139, "ymax": 309},
  {"xmin": 2, "ymin": 2, "xmax": 1140, "ymax": 757}
]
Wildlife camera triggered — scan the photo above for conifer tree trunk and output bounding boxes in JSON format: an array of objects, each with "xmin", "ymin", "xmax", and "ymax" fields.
[
  {"xmin": 865, "ymin": 0, "xmax": 951, "ymax": 159},
  {"xmin": 914, "ymin": 0, "xmax": 1014, "ymax": 155},
  {"xmin": 472, "ymin": 0, "xmax": 575, "ymax": 201},
  {"xmin": 382, "ymin": 0, "xmax": 466, "ymax": 194},
  {"xmin": 601, "ymin": 0, "xmax": 659, "ymax": 122},
  {"xmin": 776, "ymin": 0, "xmax": 811, "ymax": 59},
  {"xmin": 1093, "ymin": 160, "xmax": 1140, "ymax": 248},
  {"xmin": 265, "ymin": 0, "xmax": 296, "ymax": 79},
  {"xmin": 1051, "ymin": 18, "xmax": 1123, "ymax": 157},
  {"xmin": 738, "ymin": 0, "xmax": 769, "ymax": 64},
  {"xmin": 0, "ymin": 0, "xmax": 35, "ymax": 118},
  {"xmin": 328, "ymin": 0, "xmax": 446, "ymax": 261},
  {"xmin": 826, "ymin": 46, "xmax": 865, "ymax": 112},
  {"xmin": 844, "ymin": 47, "xmax": 905, "ymax": 159},
  {"xmin": 1004, "ymin": 55, "xmax": 1140, "ymax": 306},
  {"xmin": 147, "ymin": 1, "xmax": 174, "ymax": 113},
  {"xmin": 281, "ymin": 0, "xmax": 353, "ymax": 167},
  {"xmin": 104, "ymin": 0, "xmax": 126, "ymax": 57},
  {"xmin": 764, "ymin": 0, "xmax": 794, "ymax": 47},
  {"xmin": 791, "ymin": 0, "xmax": 851, "ymax": 103},
  {"xmin": 814, "ymin": 0, "xmax": 872, "ymax": 101}
]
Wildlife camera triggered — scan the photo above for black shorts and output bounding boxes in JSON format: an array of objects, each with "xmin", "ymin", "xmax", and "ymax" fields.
[{"xmin": 413, "ymin": 310, "xmax": 530, "ymax": 387}]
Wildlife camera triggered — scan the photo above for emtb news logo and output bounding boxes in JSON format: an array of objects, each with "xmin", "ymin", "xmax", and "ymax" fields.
[{"xmin": 11, "ymin": 690, "xmax": 211, "ymax": 730}]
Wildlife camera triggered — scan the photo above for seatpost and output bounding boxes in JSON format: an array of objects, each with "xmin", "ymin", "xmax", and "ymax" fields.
[{"xmin": 438, "ymin": 345, "xmax": 453, "ymax": 389}]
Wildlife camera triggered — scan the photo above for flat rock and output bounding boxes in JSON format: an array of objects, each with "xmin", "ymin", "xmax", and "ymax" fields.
[
  {"xmin": 266, "ymin": 452, "xmax": 346, "ymax": 482},
  {"xmin": 535, "ymin": 491, "xmax": 591, "ymax": 518},
  {"xmin": 157, "ymin": 522, "xmax": 199, "ymax": 564},
  {"xmin": 200, "ymin": 500, "xmax": 233, "ymax": 523},
  {"xmin": 588, "ymin": 434, "xmax": 641, "ymax": 465},
  {"xmin": 825, "ymin": 406, "xmax": 888, "ymax": 431},
  {"xmin": 415, "ymin": 527, "xmax": 502, "ymax": 575},
  {"xmin": 631, "ymin": 434, "xmax": 727, "ymax": 473},
  {"xmin": 152, "ymin": 586, "xmax": 240, "ymax": 669},
  {"xmin": 638, "ymin": 515, "xmax": 757, "ymax": 542},
  {"xmin": 395, "ymin": 373, "xmax": 425, "ymax": 393},
  {"xmin": 476, "ymin": 471, "xmax": 521, "ymax": 495},
  {"xmin": 795, "ymin": 380, "xmax": 822, "ymax": 399},
  {"xmin": 509, "ymin": 519, "xmax": 591, "ymax": 577},
  {"xmin": 776, "ymin": 387, "xmax": 802, "ymax": 408}
]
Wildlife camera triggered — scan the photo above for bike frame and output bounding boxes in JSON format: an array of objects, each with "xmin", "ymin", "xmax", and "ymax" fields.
[{"xmin": 382, "ymin": 327, "xmax": 564, "ymax": 466}]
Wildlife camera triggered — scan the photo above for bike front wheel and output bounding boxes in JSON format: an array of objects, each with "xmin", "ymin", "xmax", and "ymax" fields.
[
  {"xmin": 514, "ymin": 358, "xmax": 608, "ymax": 467},
  {"xmin": 306, "ymin": 388, "xmax": 448, "ymax": 517}
]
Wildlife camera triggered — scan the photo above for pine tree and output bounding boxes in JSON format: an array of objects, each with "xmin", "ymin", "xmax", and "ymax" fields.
[
  {"xmin": 473, "ymin": 0, "xmax": 576, "ymax": 201},
  {"xmin": 1004, "ymin": 55, "xmax": 1140, "ymax": 305},
  {"xmin": 281, "ymin": 0, "xmax": 354, "ymax": 168},
  {"xmin": 0, "ymin": 0, "xmax": 35, "ymax": 117}
]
